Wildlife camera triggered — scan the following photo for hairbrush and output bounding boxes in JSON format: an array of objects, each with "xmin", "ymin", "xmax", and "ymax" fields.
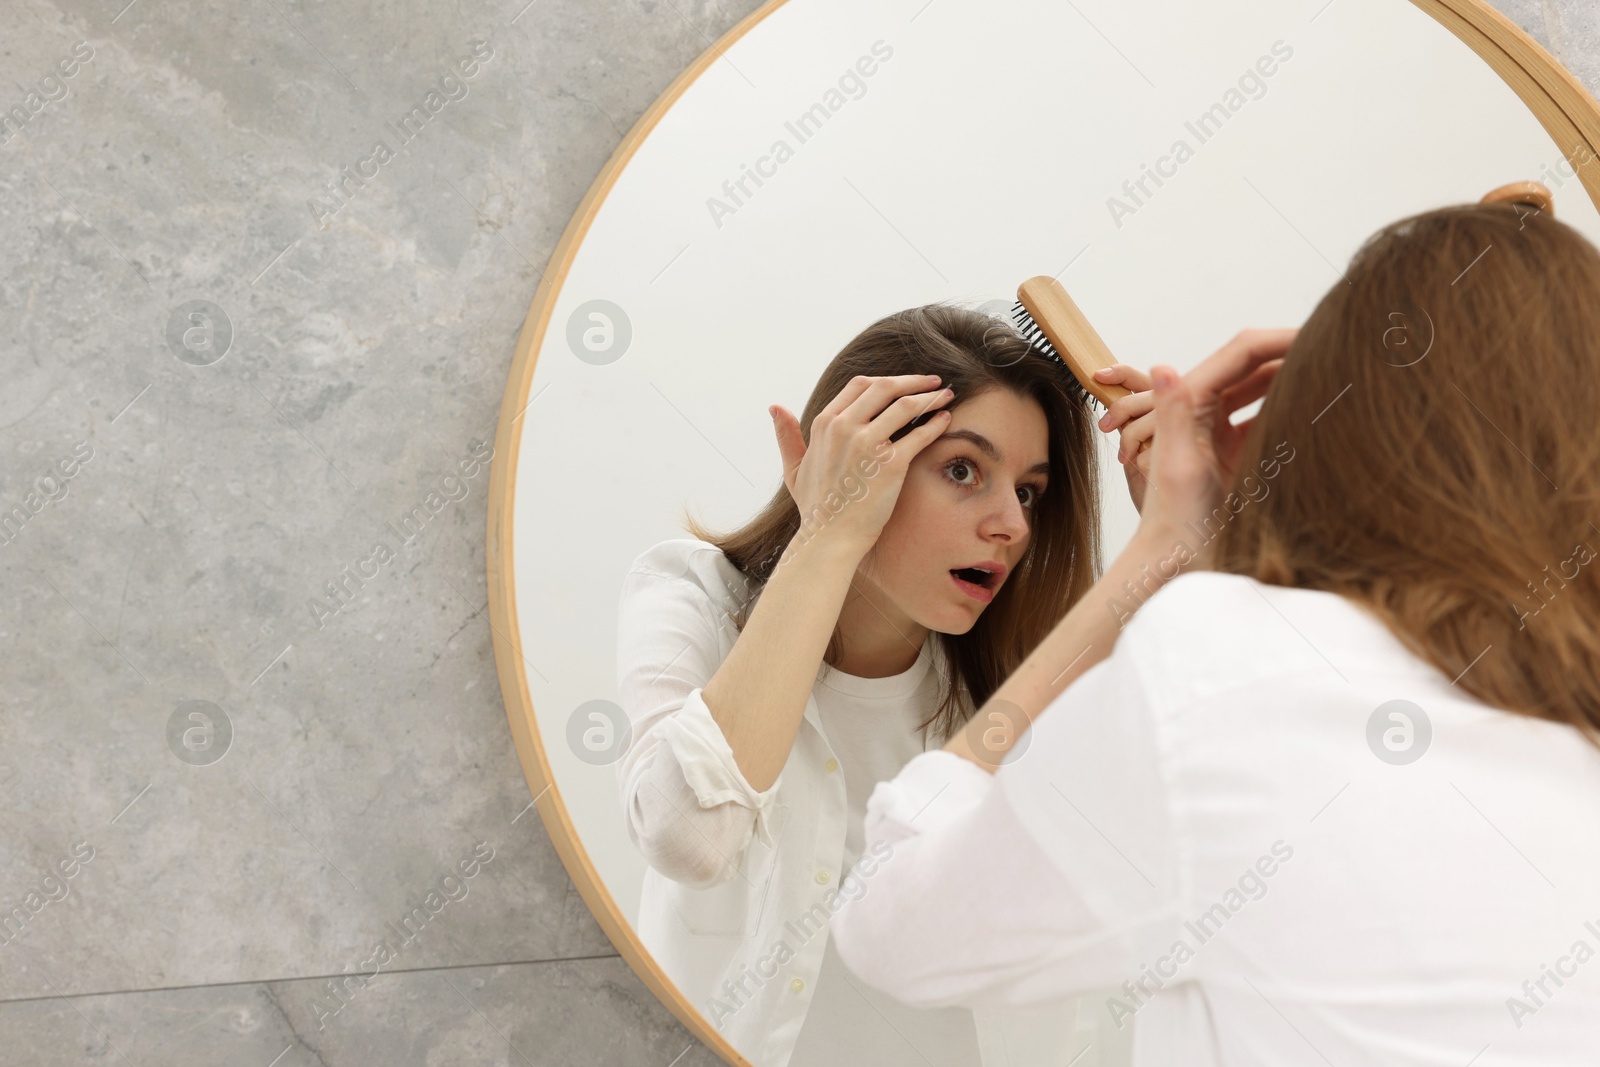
[
  {"xmin": 1012, "ymin": 276, "xmax": 1128, "ymax": 412},
  {"xmin": 1012, "ymin": 275, "xmax": 1151, "ymax": 458},
  {"xmin": 891, "ymin": 278, "xmax": 1152, "ymax": 449},
  {"xmin": 932, "ymin": 182, "xmax": 1554, "ymax": 454}
]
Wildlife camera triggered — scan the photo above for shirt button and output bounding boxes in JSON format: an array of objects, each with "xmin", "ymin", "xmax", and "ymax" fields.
[
  {"xmin": 815, "ymin": 869, "xmax": 830, "ymax": 885},
  {"xmin": 790, "ymin": 978, "xmax": 805, "ymax": 993},
  {"xmin": 824, "ymin": 757, "xmax": 839, "ymax": 773}
]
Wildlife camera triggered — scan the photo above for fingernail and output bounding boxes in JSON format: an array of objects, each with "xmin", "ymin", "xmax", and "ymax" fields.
[{"xmin": 1094, "ymin": 367, "xmax": 1114, "ymax": 379}]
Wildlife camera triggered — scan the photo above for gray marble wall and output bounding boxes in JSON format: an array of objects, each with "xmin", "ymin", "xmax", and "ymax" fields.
[{"xmin": 1, "ymin": 1, "xmax": 1594, "ymax": 1064}]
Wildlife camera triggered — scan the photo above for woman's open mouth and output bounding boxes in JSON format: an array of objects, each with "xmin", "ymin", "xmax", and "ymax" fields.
[{"xmin": 950, "ymin": 567, "xmax": 998, "ymax": 604}]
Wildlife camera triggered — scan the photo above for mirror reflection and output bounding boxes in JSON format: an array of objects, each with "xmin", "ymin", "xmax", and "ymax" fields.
[{"xmin": 504, "ymin": 1, "xmax": 1600, "ymax": 1065}]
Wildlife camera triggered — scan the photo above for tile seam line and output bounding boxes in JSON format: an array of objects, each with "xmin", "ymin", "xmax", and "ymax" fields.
[{"xmin": 0, "ymin": 951, "xmax": 625, "ymax": 1008}]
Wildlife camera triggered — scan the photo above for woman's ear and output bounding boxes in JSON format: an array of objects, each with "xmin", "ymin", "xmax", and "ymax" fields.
[{"xmin": 770, "ymin": 405, "xmax": 804, "ymax": 498}]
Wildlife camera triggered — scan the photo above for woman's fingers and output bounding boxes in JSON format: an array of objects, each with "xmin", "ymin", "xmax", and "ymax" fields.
[
  {"xmin": 1132, "ymin": 437, "xmax": 1154, "ymax": 478},
  {"xmin": 1097, "ymin": 338, "xmax": 1288, "ymax": 477},
  {"xmin": 1154, "ymin": 363, "xmax": 1216, "ymax": 482},
  {"xmin": 1125, "ymin": 333, "xmax": 1295, "ymax": 560},
  {"xmin": 1186, "ymin": 329, "xmax": 1297, "ymax": 405},
  {"xmin": 867, "ymin": 384, "xmax": 956, "ymax": 453},
  {"xmin": 1216, "ymin": 357, "xmax": 1284, "ymax": 415},
  {"xmin": 901, "ymin": 403, "xmax": 955, "ymax": 452},
  {"xmin": 1116, "ymin": 412, "xmax": 1156, "ymax": 463},
  {"xmin": 816, "ymin": 373, "xmax": 941, "ymax": 428},
  {"xmin": 1096, "ymin": 338, "xmax": 1290, "ymax": 483},
  {"xmin": 1097, "ymin": 378, "xmax": 1155, "ymax": 433},
  {"xmin": 1099, "ymin": 340, "xmax": 1288, "ymax": 435},
  {"xmin": 839, "ymin": 373, "xmax": 947, "ymax": 427},
  {"xmin": 1093, "ymin": 363, "xmax": 1154, "ymax": 393},
  {"xmin": 779, "ymin": 373, "xmax": 966, "ymax": 559},
  {"xmin": 1193, "ymin": 335, "xmax": 1290, "ymax": 482}
]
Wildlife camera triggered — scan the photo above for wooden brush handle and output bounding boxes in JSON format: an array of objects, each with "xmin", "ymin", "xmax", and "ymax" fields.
[
  {"xmin": 1480, "ymin": 180, "xmax": 1555, "ymax": 214},
  {"xmin": 1017, "ymin": 276, "xmax": 1132, "ymax": 409},
  {"xmin": 1016, "ymin": 276, "xmax": 1151, "ymax": 459}
]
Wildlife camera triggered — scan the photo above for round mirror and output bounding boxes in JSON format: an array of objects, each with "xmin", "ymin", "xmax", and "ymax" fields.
[{"xmin": 488, "ymin": 1, "xmax": 1600, "ymax": 1064}]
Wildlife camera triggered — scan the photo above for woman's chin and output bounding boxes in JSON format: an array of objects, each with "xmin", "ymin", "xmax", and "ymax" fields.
[{"xmin": 937, "ymin": 606, "xmax": 982, "ymax": 635}]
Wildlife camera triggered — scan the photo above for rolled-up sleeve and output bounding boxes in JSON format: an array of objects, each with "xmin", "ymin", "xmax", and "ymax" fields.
[
  {"xmin": 832, "ymin": 646, "xmax": 1183, "ymax": 1011},
  {"xmin": 614, "ymin": 560, "xmax": 783, "ymax": 889}
]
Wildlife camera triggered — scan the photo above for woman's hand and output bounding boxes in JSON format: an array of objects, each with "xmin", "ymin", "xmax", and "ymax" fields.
[
  {"xmin": 1136, "ymin": 329, "xmax": 1296, "ymax": 568},
  {"xmin": 1092, "ymin": 364, "xmax": 1155, "ymax": 512},
  {"xmin": 944, "ymin": 331, "xmax": 1295, "ymax": 774},
  {"xmin": 770, "ymin": 374, "xmax": 955, "ymax": 559}
]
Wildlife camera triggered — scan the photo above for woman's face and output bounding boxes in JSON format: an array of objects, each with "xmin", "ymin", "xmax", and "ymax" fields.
[{"xmin": 862, "ymin": 386, "xmax": 1051, "ymax": 635}]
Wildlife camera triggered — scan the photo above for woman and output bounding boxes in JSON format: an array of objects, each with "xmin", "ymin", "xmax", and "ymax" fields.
[
  {"xmin": 831, "ymin": 201, "xmax": 1600, "ymax": 1064},
  {"xmin": 613, "ymin": 304, "xmax": 1153, "ymax": 1067}
]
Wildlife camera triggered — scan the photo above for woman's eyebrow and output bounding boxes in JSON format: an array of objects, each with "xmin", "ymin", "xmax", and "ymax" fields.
[{"xmin": 935, "ymin": 428, "xmax": 1050, "ymax": 477}]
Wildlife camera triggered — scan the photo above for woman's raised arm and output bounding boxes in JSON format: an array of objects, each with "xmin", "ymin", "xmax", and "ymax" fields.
[
  {"xmin": 703, "ymin": 373, "xmax": 959, "ymax": 792},
  {"xmin": 945, "ymin": 329, "xmax": 1296, "ymax": 771}
]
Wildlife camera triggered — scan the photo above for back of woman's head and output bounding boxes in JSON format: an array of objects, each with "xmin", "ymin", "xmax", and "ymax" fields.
[
  {"xmin": 1216, "ymin": 200, "xmax": 1600, "ymax": 741},
  {"xmin": 686, "ymin": 302, "xmax": 1104, "ymax": 742}
]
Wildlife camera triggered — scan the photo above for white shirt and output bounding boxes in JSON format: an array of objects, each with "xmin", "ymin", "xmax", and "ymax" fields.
[
  {"xmin": 614, "ymin": 538, "xmax": 969, "ymax": 1067},
  {"xmin": 616, "ymin": 538, "xmax": 1070, "ymax": 1067},
  {"xmin": 832, "ymin": 569, "xmax": 1600, "ymax": 1065},
  {"xmin": 791, "ymin": 624, "xmax": 989, "ymax": 1067}
]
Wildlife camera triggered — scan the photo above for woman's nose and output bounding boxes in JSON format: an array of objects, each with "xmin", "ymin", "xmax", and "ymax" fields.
[{"xmin": 986, "ymin": 492, "xmax": 1030, "ymax": 538}]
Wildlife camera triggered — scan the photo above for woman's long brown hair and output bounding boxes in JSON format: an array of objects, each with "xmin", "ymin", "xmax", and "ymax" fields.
[
  {"xmin": 1215, "ymin": 201, "xmax": 1600, "ymax": 744},
  {"xmin": 681, "ymin": 303, "xmax": 1104, "ymax": 743}
]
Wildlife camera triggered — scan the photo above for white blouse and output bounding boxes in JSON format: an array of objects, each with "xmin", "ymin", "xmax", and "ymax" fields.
[
  {"xmin": 614, "ymin": 539, "xmax": 1087, "ymax": 1067},
  {"xmin": 832, "ymin": 569, "xmax": 1600, "ymax": 1065}
]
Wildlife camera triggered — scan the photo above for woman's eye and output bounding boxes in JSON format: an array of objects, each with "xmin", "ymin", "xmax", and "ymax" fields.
[
  {"xmin": 945, "ymin": 460, "xmax": 976, "ymax": 486},
  {"xmin": 946, "ymin": 458, "xmax": 1044, "ymax": 508}
]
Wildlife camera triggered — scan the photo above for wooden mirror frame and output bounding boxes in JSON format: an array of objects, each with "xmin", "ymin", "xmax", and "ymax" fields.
[{"xmin": 485, "ymin": 2, "xmax": 1600, "ymax": 1062}]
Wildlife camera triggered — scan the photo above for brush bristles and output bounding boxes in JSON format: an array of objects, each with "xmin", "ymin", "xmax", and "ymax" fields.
[{"xmin": 1010, "ymin": 300, "xmax": 1104, "ymax": 414}]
